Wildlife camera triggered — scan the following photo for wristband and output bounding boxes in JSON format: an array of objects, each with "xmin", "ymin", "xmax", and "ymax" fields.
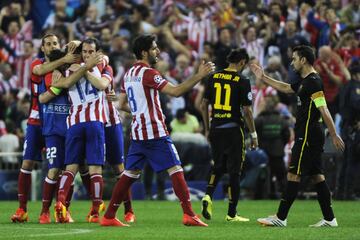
[
  {"xmin": 250, "ymin": 132, "xmax": 257, "ymax": 138},
  {"xmin": 50, "ymin": 86, "xmax": 62, "ymax": 95}
]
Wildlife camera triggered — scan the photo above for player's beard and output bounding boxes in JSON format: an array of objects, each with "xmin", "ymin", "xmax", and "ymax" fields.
[{"xmin": 148, "ymin": 54, "xmax": 158, "ymax": 65}]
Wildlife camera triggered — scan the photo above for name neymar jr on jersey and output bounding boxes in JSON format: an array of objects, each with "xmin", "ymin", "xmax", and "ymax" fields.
[{"xmin": 213, "ymin": 73, "xmax": 240, "ymax": 82}]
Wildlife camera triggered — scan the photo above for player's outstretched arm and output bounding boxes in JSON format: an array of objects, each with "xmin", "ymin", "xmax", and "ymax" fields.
[
  {"xmin": 200, "ymin": 98, "xmax": 210, "ymax": 139},
  {"xmin": 161, "ymin": 61, "xmax": 215, "ymax": 97},
  {"xmin": 318, "ymin": 106, "xmax": 345, "ymax": 152},
  {"xmin": 244, "ymin": 106, "xmax": 258, "ymax": 149},
  {"xmin": 250, "ymin": 63, "xmax": 294, "ymax": 94},
  {"xmin": 39, "ymin": 90, "xmax": 57, "ymax": 104},
  {"xmin": 119, "ymin": 92, "xmax": 131, "ymax": 113},
  {"xmin": 33, "ymin": 53, "xmax": 80, "ymax": 76}
]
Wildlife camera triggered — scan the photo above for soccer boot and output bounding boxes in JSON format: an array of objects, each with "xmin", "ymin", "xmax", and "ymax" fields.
[
  {"xmin": 88, "ymin": 213, "xmax": 100, "ymax": 223},
  {"xmin": 124, "ymin": 212, "xmax": 136, "ymax": 223},
  {"xmin": 67, "ymin": 210, "xmax": 74, "ymax": 223},
  {"xmin": 11, "ymin": 208, "xmax": 29, "ymax": 223},
  {"xmin": 182, "ymin": 214, "xmax": 208, "ymax": 227},
  {"xmin": 309, "ymin": 218, "xmax": 338, "ymax": 227},
  {"xmin": 100, "ymin": 217, "xmax": 129, "ymax": 227},
  {"xmin": 39, "ymin": 211, "xmax": 51, "ymax": 224},
  {"xmin": 99, "ymin": 201, "xmax": 106, "ymax": 213},
  {"xmin": 257, "ymin": 215, "xmax": 287, "ymax": 227},
  {"xmin": 54, "ymin": 201, "xmax": 68, "ymax": 223},
  {"xmin": 225, "ymin": 214, "xmax": 250, "ymax": 222},
  {"xmin": 201, "ymin": 194, "xmax": 212, "ymax": 220}
]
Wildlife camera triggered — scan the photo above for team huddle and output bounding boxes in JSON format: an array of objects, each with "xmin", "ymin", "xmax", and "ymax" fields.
[{"xmin": 10, "ymin": 33, "xmax": 344, "ymax": 228}]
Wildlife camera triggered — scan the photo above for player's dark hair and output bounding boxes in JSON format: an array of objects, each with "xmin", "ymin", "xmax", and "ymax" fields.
[
  {"xmin": 81, "ymin": 37, "xmax": 100, "ymax": 51},
  {"xmin": 293, "ymin": 45, "xmax": 315, "ymax": 65},
  {"xmin": 48, "ymin": 49, "xmax": 69, "ymax": 73},
  {"xmin": 226, "ymin": 48, "xmax": 249, "ymax": 64},
  {"xmin": 132, "ymin": 34, "xmax": 156, "ymax": 60},
  {"xmin": 41, "ymin": 33, "xmax": 58, "ymax": 46}
]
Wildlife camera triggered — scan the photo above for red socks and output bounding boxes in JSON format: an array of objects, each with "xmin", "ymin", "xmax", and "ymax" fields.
[
  {"xmin": 104, "ymin": 172, "xmax": 138, "ymax": 219},
  {"xmin": 90, "ymin": 174, "xmax": 103, "ymax": 214},
  {"xmin": 57, "ymin": 171, "xmax": 75, "ymax": 204},
  {"xmin": 170, "ymin": 170, "xmax": 195, "ymax": 217},
  {"xmin": 18, "ymin": 168, "xmax": 32, "ymax": 211},
  {"xmin": 41, "ymin": 177, "xmax": 57, "ymax": 213}
]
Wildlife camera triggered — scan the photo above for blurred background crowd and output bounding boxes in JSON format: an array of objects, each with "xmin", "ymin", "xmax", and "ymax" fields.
[{"xmin": 0, "ymin": 0, "xmax": 359, "ymax": 201}]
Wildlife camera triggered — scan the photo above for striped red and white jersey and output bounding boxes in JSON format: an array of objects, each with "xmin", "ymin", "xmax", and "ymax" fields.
[
  {"xmin": 185, "ymin": 11, "xmax": 217, "ymax": 55},
  {"xmin": 121, "ymin": 62, "xmax": 169, "ymax": 140},
  {"xmin": 27, "ymin": 58, "xmax": 45, "ymax": 126},
  {"xmin": 66, "ymin": 61, "xmax": 110, "ymax": 128},
  {"xmin": 2, "ymin": 33, "xmax": 23, "ymax": 66},
  {"xmin": 103, "ymin": 65, "xmax": 121, "ymax": 127},
  {"xmin": 16, "ymin": 55, "xmax": 33, "ymax": 92}
]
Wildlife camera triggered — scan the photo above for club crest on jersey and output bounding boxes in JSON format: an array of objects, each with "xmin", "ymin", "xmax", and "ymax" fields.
[
  {"xmin": 247, "ymin": 92, "xmax": 252, "ymax": 101},
  {"xmin": 154, "ymin": 75, "xmax": 163, "ymax": 83}
]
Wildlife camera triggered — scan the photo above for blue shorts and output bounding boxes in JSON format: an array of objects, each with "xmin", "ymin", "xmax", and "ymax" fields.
[
  {"xmin": 45, "ymin": 135, "xmax": 65, "ymax": 169},
  {"xmin": 23, "ymin": 124, "xmax": 44, "ymax": 161},
  {"xmin": 105, "ymin": 124, "xmax": 124, "ymax": 165},
  {"xmin": 65, "ymin": 121, "xmax": 105, "ymax": 166},
  {"xmin": 126, "ymin": 136, "xmax": 181, "ymax": 172}
]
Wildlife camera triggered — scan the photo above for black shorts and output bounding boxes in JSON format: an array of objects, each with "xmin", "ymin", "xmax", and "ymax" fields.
[
  {"xmin": 289, "ymin": 138, "xmax": 324, "ymax": 176},
  {"xmin": 209, "ymin": 127, "xmax": 245, "ymax": 174}
]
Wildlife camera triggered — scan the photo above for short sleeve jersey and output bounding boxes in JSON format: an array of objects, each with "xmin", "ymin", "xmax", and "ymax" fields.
[
  {"xmin": 291, "ymin": 72, "xmax": 324, "ymax": 143},
  {"xmin": 204, "ymin": 68, "xmax": 252, "ymax": 128}
]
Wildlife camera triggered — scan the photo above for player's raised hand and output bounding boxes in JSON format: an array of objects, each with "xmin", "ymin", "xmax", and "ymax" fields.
[
  {"xmin": 85, "ymin": 52, "xmax": 104, "ymax": 69},
  {"xmin": 66, "ymin": 40, "xmax": 81, "ymax": 53},
  {"xmin": 331, "ymin": 134, "xmax": 345, "ymax": 152},
  {"xmin": 198, "ymin": 61, "xmax": 215, "ymax": 78},
  {"xmin": 106, "ymin": 90, "xmax": 118, "ymax": 102},
  {"xmin": 63, "ymin": 53, "xmax": 80, "ymax": 64},
  {"xmin": 249, "ymin": 63, "xmax": 264, "ymax": 79},
  {"xmin": 51, "ymin": 70, "xmax": 63, "ymax": 85}
]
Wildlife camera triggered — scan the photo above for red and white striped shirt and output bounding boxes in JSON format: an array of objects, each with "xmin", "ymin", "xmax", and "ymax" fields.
[
  {"xmin": 66, "ymin": 62, "xmax": 109, "ymax": 128},
  {"xmin": 103, "ymin": 65, "xmax": 121, "ymax": 127},
  {"xmin": 16, "ymin": 55, "xmax": 33, "ymax": 92},
  {"xmin": 121, "ymin": 62, "xmax": 169, "ymax": 140},
  {"xmin": 27, "ymin": 58, "xmax": 44, "ymax": 126}
]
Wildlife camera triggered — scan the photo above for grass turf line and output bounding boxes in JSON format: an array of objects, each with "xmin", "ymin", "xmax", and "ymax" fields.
[{"xmin": 0, "ymin": 200, "xmax": 359, "ymax": 240}]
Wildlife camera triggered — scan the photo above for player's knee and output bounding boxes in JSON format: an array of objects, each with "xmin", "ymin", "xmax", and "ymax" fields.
[
  {"xmin": 167, "ymin": 165, "xmax": 182, "ymax": 175},
  {"xmin": 287, "ymin": 172, "xmax": 301, "ymax": 182},
  {"xmin": 66, "ymin": 164, "xmax": 79, "ymax": 174},
  {"xmin": 47, "ymin": 168, "xmax": 61, "ymax": 179},
  {"xmin": 89, "ymin": 165, "xmax": 102, "ymax": 175},
  {"xmin": 111, "ymin": 163, "xmax": 124, "ymax": 174},
  {"xmin": 310, "ymin": 174, "xmax": 325, "ymax": 184},
  {"xmin": 21, "ymin": 160, "xmax": 34, "ymax": 170}
]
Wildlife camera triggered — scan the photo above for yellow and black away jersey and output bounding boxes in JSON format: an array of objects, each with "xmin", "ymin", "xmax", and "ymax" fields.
[
  {"xmin": 290, "ymin": 72, "xmax": 325, "ymax": 144},
  {"xmin": 204, "ymin": 68, "xmax": 252, "ymax": 128}
]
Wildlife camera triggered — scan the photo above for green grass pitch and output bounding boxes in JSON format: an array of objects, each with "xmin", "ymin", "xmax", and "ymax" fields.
[{"xmin": 0, "ymin": 200, "xmax": 359, "ymax": 240}]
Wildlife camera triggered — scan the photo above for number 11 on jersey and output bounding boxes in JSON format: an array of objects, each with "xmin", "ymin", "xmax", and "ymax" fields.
[{"xmin": 214, "ymin": 83, "xmax": 232, "ymax": 111}]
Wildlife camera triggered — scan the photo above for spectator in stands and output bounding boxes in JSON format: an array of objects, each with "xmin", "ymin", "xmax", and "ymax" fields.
[
  {"xmin": 255, "ymin": 95, "xmax": 290, "ymax": 198},
  {"xmin": 171, "ymin": 108, "xmax": 200, "ymax": 134},
  {"xmin": 0, "ymin": 2, "xmax": 26, "ymax": 32},
  {"xmin": 307, "ymin": 5, "xmax": 346, "ymax": 47},
  {"xmin": 314, "ymin": 46, "xmax": 346, "ymax": 116},
  {"xmin": 0, "ymin": 62, "xmax": 17, "ymax": 94},
  {"xmin": 16, "ymin": 40, "xmax": 34, "ymax": 93},
  {"xmin": 336, "ymin": 60, "xmax": 360, "ymax": 200},
  {"xmin": 170, "ymin": 54, "xmax": 194, "ymax": 83},
  {"xmin": 214, "ymin": 27, "xmax": 236, "ymax": 71},
  {"xmin": 340, "ymin": 0, "xmax": 360, "ymax": 26},
  {"xmin": 0, "ymin": 120, "xmax": 19, "ymax": 164}
]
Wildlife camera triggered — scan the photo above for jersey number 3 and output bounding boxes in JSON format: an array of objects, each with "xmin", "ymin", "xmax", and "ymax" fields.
[{"xmin": 214, "ymin": 83, "xmax": 232, "ymax": 111}]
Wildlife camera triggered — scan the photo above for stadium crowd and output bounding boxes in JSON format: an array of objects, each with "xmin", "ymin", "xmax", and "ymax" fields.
[{"xmin": 0, "ymin": 0, "xmax": 359, "ymax": 202}]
